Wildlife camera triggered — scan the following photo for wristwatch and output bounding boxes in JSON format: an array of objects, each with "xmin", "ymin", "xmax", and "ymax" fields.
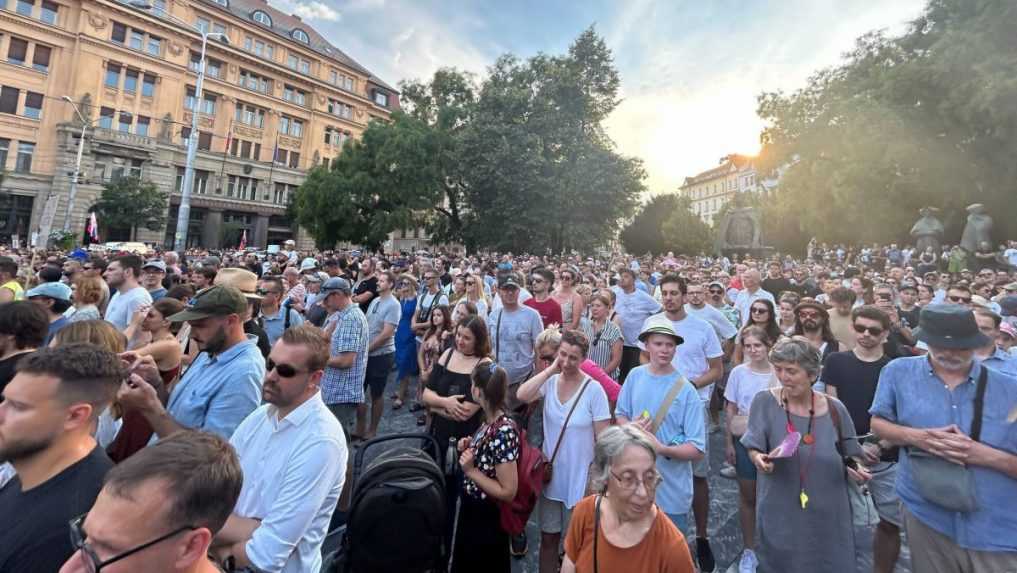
[{"xmin": 222, "ymin": 555, "xmax": 236, "ymax": 572}]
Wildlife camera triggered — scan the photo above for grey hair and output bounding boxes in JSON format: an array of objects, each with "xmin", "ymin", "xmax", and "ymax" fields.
[
  {"xmin": 588, "ymin": 425, "xmax": 657, "ymax": 493},
  {"xmin": 769, "ymin": 338, "xmax": 822, "ymax": 378}
]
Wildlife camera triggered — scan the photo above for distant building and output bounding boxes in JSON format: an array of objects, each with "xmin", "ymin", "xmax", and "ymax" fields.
[{"xmin": 679, "ymin": 154, "xmax": 759, "ymax": 226}]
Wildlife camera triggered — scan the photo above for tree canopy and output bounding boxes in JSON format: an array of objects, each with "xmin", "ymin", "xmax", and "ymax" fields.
[{"xmin": 92, "ymin": 177, "xmax": 166, "ymax": 241}]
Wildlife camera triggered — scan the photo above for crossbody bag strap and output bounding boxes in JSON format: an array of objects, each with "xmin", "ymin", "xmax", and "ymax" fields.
[
  {"xmin": 827, "ymin": 395, "xmax": 845, "ymax": 457},
  {"xmin": 970, "ymin": 366, "xmax": 989, "ymax": 442},
  {"xmin": 549, "ymin": 379, "xmax": 591, "ymax": 465},
  {"xmin": 495, "ymin": 309, "xmax": 503, "ymax": 363},
  {"xmin": 651, "ymin": 376, "xmax": 687, "ymax": 434}
]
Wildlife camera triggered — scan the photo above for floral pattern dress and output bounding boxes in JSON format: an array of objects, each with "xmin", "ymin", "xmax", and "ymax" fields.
[{"xmin": 464, "ymin": 415, "xmax": 520, "ymax": 500}]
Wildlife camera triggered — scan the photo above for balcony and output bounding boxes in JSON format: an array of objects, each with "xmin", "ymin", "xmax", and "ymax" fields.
[{"xmin": 92, "ymin": 128, "xmax": 156, "ymax": 152}]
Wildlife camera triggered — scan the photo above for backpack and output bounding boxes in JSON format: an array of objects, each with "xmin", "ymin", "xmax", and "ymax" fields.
[
  {"xmin": 481, "ymin": 417, "xmax": 546, "ymax": 535},
  {"xmin": 341, "ymin": 436, "xmax": 447, "ymax": 573}
]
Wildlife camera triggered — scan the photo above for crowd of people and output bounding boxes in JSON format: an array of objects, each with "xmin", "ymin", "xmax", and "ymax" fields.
[{"xmin": 0, "ymin": 238, "xmax": 1016, "ymax": 573}]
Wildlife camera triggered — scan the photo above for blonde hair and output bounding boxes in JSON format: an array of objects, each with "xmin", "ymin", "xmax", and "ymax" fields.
[{"xmin": 53, "ymin": 320, "xmax": 126, "ymax": 353}]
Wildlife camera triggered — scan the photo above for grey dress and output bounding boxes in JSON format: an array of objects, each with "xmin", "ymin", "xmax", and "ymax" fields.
[{"xmin": 741, "ymin": 390, "xmax": 861, "ymax": 573}]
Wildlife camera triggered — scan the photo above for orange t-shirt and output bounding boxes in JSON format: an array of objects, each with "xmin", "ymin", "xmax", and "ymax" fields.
[{"xmin": 564, "ymin": 495, "xmax": 695, "ymax": 573}]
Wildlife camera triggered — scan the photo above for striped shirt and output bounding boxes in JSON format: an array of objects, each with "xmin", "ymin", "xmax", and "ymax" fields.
[
  {"xmin": 321, "ymin": 305, "xmax": 369, "ymax": 405},
  {"xmin": 580, "ymin": 317, "xmax": 623, "ymax": 379}
]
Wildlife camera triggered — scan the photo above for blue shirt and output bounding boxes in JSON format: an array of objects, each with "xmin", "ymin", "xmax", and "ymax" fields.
[
  {"xmin": 261, "ymin": 307, "xmax": 305, "ymax": 347},
  {"xmin": 615, "ymin": 366, "xmax": 706, "ymax": 516},
  {"xmin": 321, "ymin": 305, "xmax": 368, "ymax": 405},
  {"xmin": 166, "ymin": 337, "xmax": 265, "ymax": 439},
  {"xmin": 980, "ymin": 347, "xmax": 1017, "ymax": 379},
  {"xmin": 44, "ymin": 316, "xmax": 69, "ymax": 346},
  {"xmin": 869, "ymin": 356, "xmax": 1017, "ymax": 552}
]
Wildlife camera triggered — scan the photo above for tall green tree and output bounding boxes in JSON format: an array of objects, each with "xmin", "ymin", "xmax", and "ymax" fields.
[
  {"xmin": 660, "ymin": 196, "xmax": 713, "ymax": 256},
  {"xmin": 757, "ymin": 0, "xmax": 1017, "ymax": 245},
  {"xmin": 619, "ymin": 193, "xmax": 684, "ymax": 255},
  {"xmin": 92, "ymin": 177, "xmax": 166, "ymax": 241}
]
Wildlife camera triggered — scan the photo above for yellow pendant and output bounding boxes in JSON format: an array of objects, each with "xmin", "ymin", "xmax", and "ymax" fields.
[{"xmin": 800, "ymin": 490, "xmax": 809, "ymax": 510}]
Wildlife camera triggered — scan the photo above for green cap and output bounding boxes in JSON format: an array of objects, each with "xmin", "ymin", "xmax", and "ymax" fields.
[{"xmin": 168, "ymin": 285, "xmax": 248, "ymax": 322}]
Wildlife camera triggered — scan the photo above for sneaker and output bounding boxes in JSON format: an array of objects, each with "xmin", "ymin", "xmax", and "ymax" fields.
[
  {"xmin": 696, "ymin": 537, "xmax": 716, "ymax": 573},
  {"xmin": 509, "ymin": 532, "xmax": 527, "ymax": 558},
  {"xmin": 739, "ymin": 549, "xmax": 758, "ymax": 573},
  {"xmin": 719, "ymin": 464, "xmax": 737, "ymax": 479}
]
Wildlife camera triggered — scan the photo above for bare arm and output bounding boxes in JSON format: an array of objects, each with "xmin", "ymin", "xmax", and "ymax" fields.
[
  {"xmin": 732, "ymin": 343, "xmax": 744, "ymax": 366},
  {"xmin": 516, "ymin": 362, "xmax": 557, "ymax": 404},
  {"xmin": 569, "ymin": 293, "xmax": 584, "ymax": 329},
  {"xmin": 694, "ymin": 356, "xmax": 723, "ymax": 389},
  {"xmin": 605, "ymin": 339, "xmax": 622, "ymax": 375},
  {"xmin": 465, "ymin": 459, "xmax": 518, "ymax": 503}
]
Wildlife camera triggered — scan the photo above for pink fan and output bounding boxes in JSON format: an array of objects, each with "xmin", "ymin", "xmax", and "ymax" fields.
[{"xmin": 770, "ymin": 431, "xmax": 802, "ymax": 458}]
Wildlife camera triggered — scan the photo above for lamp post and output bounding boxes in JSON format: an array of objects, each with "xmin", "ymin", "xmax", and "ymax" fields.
[
  {"xmin": 131, "ymin": 0, "xmax": 228, "ymax": 251},
  {"xmin": 60, "ymin": 95, "xmax": 89, "ymax": 234}
]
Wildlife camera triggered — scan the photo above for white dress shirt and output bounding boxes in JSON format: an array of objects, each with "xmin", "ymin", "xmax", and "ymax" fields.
[{"xmin": 230, "ymin": 393, "xmax": 348, "ymax": 573}]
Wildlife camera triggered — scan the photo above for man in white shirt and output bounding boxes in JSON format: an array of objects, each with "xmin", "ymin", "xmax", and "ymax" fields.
[
  {"xmin": 215, "ymin": 325, "xmax": 348, "ymax": 573},
  {"xmin": 102, "ymin": 254, "xmax": 153, "ymax": 333},
  {"xmin": 733, "ymin": 268, "xmax": 774, "ymax": 327},
  {"xmin": 612, "ymin": 267, "xmax": 662, "ymax": 382}
]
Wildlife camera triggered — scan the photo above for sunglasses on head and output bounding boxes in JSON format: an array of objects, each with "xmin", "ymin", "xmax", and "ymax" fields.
[
  {"xmin": 852, "ymin": 324, "xmax": 885, "ymax": 336},
  {"xmin": 267, "ymin": 359, "xmax": 305, "ymax": 378}
]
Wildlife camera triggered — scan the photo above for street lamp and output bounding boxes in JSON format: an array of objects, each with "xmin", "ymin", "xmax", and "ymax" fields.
[
  {"xmin": 61, "ymin": 95, "xmax": 89, "ymax": 234},
  {"xmin": 130, "ymin": 0, "xmax": 229, "ymax": 251}
]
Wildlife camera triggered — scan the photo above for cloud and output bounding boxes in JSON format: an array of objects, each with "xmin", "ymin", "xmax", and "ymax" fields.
[{"xmin": 268, "ymin": 0, "xmax": 341, "ymax": 22}]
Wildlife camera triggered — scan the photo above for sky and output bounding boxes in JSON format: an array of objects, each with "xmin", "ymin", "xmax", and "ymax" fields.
[{"xmin": 269, "ymin": 0, "xmax": 928, "ymax": 195}]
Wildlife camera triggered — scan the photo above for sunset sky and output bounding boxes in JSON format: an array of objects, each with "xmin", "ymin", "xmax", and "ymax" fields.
[{"xmin": 270, "ymin": 0, "xmax": 928, "ymax": 195}]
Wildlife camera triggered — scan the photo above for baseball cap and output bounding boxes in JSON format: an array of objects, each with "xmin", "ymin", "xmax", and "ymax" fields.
[
  {"xmin": 498, "ymin": 274, "xmax": 521, "ymax": 289},
  {"xmin": 201, "ymin": 255, "xmax": 221, "ymax": 268},
  {"xmin": 321, "ymin": 277, "xmax": 352, "ymax": 294},
  {"xmin": 26, "ymin": 281, "xmax": 72, "ymax": 302},
  {"xmin": 1001, "ymin": 295, "xmax": 1017, "ymax": 318},
  {"xmin": 143, "ymin": 260, "xmax": 167, "ymax": 273},
  {"xmin": 167, "ymin": 285, "xmax": 247, "ymax": 322},
  {"xmin": 304, "ymin": 273, "xmax": 321, "ymax": 283},
  {"xmin": 300, "ymin": 257, "xmax": 318, "ymax": 272}
]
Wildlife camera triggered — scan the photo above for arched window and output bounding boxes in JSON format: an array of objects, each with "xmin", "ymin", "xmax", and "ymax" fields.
[
  {"xmin": 291, "ymin": 28, "xmax": 309, "ymax": 43},
  {"xmin": 211, "ymin": 0, "xmax": 227, "ymax": 6},
  {"xmin": 252, "ymin": 10, "xmax": 271, "ymax": 26}
]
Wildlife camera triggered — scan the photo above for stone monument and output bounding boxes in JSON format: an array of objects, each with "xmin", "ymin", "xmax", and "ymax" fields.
[
  {"xmin": 714, "ymin": 205, "xmax": 767, "ymax": 257},
  {"xmin": 960, "ymin": 202, "xmax": 993, "ymax": 254},
  {"xmin": 909, "ymin": 206, "xmax": 944, "ymax": 253}
]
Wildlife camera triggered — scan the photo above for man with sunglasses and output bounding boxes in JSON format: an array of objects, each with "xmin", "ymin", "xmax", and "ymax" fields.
[
  {"xmin": 705, "ymin": 281, "xmax": 739, "ymax": 330},
  {"xmin": 59, "ymin": 430, "xmax": 242, "ymax": 573},
  {"xmin": 117, "ymin": 286, "xmax": 265, "ymax": 440},
  {"xmin": 523, "ymin": 267, "xmax": 563, "ymax": 329},
  {"xmin": 410, "ymin": 265, "xmax": 449, "ymax": 335},
  {"xmin": 823, "ymin": 306, "xmax": 902, "ymax": 573},
  {"xmin": 0, "ymin": 345, "xmax": 123, "ymax": 573},
  {"xmin": 213, "ymin": 325, "xmax": 347, "ymax": 573}
]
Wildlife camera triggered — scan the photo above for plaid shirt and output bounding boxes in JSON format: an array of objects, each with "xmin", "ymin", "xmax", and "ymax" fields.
[{"xmin": 321, "ymin": 304, "xmax": 369, "ymax": 405}]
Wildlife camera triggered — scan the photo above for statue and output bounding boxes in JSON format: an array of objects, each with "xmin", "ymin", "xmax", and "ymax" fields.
[
  {"xmin": 157, "ymin": 113, "xmax": 174, "ymax": 143},
  {"xmin": 909, "ymin": 207, "xmax": 944, "ymax": 253},
  {"xmin": 960, "ymin": 203, "xmax": 993, "ymax": 254},
  {"xmin": 714, "ymin": 206, "xmax": 763, "ymax": 255}
]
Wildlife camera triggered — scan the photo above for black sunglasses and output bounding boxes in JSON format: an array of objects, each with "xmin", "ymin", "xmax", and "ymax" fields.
[
  {"xmin": 947, "ymin": 295, "xmax": 972, "ymax": 303},
  {"xmin": 267, "ymin": 359, "xmax": 306, "ymax": 378},
  {"xmin": 708, "ymin": 289, "xmax": 724, "ymax": 295},
  {"xmin": 751, "ymin": 307, "xmax": 770, "ymax": 314},
  {"xmin": 852, "ymin": 324, "xmax": 885, "ymax": 336},
  {"xmin": 69, "ymin": 513, "xmax": 196, "ymax": 573}
]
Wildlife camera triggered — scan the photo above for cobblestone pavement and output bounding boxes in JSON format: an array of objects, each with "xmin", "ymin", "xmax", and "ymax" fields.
[{"xmin": 363, "ymin": 373, "xmax": 912, "ymax": 573}]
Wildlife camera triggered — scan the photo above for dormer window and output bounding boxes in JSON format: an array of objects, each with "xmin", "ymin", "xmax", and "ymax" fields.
[
  {"xmin": 211, "ymin": 0, "xmax": 227, "ymax": 5},
  {"xmin": 252, "ymin": 10, "xmax": 271, "ymax": 26},
  {"xmin": 291, "ymin": 28, "xmax": 309, "ymax": 43}
]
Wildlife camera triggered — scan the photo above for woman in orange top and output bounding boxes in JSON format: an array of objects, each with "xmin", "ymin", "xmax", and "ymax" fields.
[{"xmin": 563, "ymin": 425, "xmax": 695, "ymax": 573}]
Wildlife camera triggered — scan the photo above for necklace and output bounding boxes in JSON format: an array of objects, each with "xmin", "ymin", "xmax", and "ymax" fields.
[
  {"xmin": 782, "ymin": 389, "xmax": 816, "ymax": 444},
  {"xmin": 782, "ymin": 389, "xmax": 817, "ymax": 509}
]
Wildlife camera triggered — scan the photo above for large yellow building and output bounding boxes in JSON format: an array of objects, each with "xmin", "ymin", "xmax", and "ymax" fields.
[
  {"xmin": 0, "ymin": 0, "xmax": 397, "ymax": 249},
  {"xmin": 679, "ymin": 154, "xmax": 757, "ymax": 227}
]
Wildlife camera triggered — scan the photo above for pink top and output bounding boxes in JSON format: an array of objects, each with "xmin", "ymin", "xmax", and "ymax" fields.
[{"xmin": 580, "ymin": 358, "xmax": 621, "ymax": 402}]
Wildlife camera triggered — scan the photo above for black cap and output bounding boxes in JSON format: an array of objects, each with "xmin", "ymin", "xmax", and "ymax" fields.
[{"xmin": 914, "ymin": 303, "xmax": 991, "ymax": 349}]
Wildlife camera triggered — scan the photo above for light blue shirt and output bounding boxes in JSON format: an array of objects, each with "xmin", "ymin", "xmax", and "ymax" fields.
[
  {"xmin": 615, "ymin": 366, "xmax": 706, "ymax": 516},
  {"xmin": 611, "ymin": 286, "xmax": 662, "ymax": 346},
  {"xmin": 262, "ymin": 307, "xmax": 305, "ymax": 347},
  {"xmin": 980, "ymin": 347, "xmax": 1017, "ymax": 379},
  {"xmin": 166, "ymin": 337, "xmax": 265, "ymax": 439},
  {"xmin": 869, "ymin": 356, "xmax": 1017, "ymax": 552}
]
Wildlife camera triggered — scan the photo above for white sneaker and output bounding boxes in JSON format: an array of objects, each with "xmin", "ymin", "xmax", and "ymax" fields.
[
  {"xmin": 719, "ymin": 463, "xmax": 737, "ymax": 479},
  {"xmin": 738, "ymin": 549, "xmax": 758, "ymax": 573}
]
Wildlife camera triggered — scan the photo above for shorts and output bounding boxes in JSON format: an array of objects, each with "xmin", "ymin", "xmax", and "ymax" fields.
[
  {"xmin": 867, "ymin": 462, "xmax": 902, "ymax": 527},
  {"xmin": 692, "ymin": 404, "xmax": 710, "ymax": 478},
  {"xmin": 327, "ymin": 403, "xmax": 357, "ymax": 442},
  {"xmin": 538, "ymin": 495, "xmax": 573, "ymax": 535},
  {"xmin": 364, "ymin": 353, "xmax": 395, "ymax": 400},
  {"xmin": 733, "ymin": 439, "xmax": 757, "ymax": 481}
]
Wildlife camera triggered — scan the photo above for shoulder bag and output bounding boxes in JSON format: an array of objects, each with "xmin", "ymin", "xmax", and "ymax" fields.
[
  {"xmin": 652, "ymin": 376, "xmax": 687, "ymax": 434},
  {"xmin": 543, "ymin": 378, "xmax": 592, "ymax": 484},
  {"xmin": 827, "ymin": 397, "xmax": 879, "ymax": 527},
  {"xmin": 907, "ymin": 366, "xmax": 987, "ymax": 513}
]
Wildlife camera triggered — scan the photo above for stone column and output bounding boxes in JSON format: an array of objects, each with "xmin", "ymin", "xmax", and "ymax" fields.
[
  {"xmin": 203, "ymin": 209, "xmax": 223, "ymax": 249},
  {"xmin": 254, "ymin": 214, "xmax": 269, "ymax": 249}
]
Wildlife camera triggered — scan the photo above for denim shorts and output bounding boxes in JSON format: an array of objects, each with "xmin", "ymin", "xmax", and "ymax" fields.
[{"xmin": 734, "ymin": 439, "xmax": 757, "ymax": 481}]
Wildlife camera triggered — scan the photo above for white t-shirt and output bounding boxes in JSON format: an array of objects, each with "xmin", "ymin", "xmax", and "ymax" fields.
[
  {"xmin": 724, "ymin": 363, "xmax": 776, "ymax": 415},
  {"xmin": 640, "ymin": 312, "xmax": 723, "ymax": 401},
  {"xmin": 685, "ymin": 303, "xmax": 738, "ymax": 342},
  {"xmin": 733, "ymin": 288, "xmax": 775, "ymax": 327},
  {"xmin": 104, "ymin": 286, "xmax": 153, "ymax": 330},
  {"xmin": 540, "ymin": 374, "xmax": 611, "ymax": 508},
  {"xmin": 612, "ymin": 286, "xmax": 662, "ymax": 346}
]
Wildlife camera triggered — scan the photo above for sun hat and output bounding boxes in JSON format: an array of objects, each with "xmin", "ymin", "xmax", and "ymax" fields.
[
  {"xmin": 638, "ymin": 315, "xmax": 684, "ymax": 345},
  {"xmin": 213, "ymin": 268, "xmax": 261, "ymax": 301}
]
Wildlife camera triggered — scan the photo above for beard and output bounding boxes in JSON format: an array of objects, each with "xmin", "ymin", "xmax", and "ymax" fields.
[
  {"xmin": 803, "ymin": 319, "xmax": 820, "ymax": 331},
  {"xmin": 199, "ymin": 324, "xmax": 229, "ymax": 355},
  {"xmin": 0, "ymin": 432, "xmax": 55, "ymax": 464}
]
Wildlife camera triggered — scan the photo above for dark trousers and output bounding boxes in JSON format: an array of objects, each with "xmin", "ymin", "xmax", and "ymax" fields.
[{"xmin": 619, "ymin": 345, "xmax": 643, "ymax": 383}]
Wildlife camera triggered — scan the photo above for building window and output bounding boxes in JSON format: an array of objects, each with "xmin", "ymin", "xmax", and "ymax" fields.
[
  {"xmin": 291, "ymin": 29, "xmax": 309, "ymax": 43},
  {"xmin": 142, "ymin": 74, "xmax": 156, "ymax": 97},
  {"xmin": 227, "ymin": 175, "xmax": 258, "ymax": 200},
  {"xmin": 279, "ymin": 116, "xmax": 302, "ymax": 137},
  {"xmin": 252, "ymin": 10, "xmax": 271, "ymax": 26},
  {"xmin": 99, "ymin": 107, "xmax": 114, "ymax": 129},
  {"xmin": 196, "ymin": 17, "xmax": 210, "ymax": 33},
  {"xmin": 15, "ymin": 142, "xmax": 34, "ymax": 172},
  {"xmin": 0, "ymin": 87, "xmax": 18, "ymax": 114},
  {"xmin": 198, "ymin": 131, "xmax": 212, "ymax": 151},
  {"xmin": 243, "ymin": 37, "xmax": 274, "ymax": 60},
  {"xmin": 40, "ymin": 1, "xmax": 58, "ymax": 24},
  {"xmin": 211, "ymin": 0, "xmax": 227, "ymax": 5},
  {"xmin": 112, "ymin": 22, "xmax": 127, "ymax": 43},
  {"xmin": 0, "ymin": 139, "xmax": 7, "ymax": 168},
  {"xmin": 32, "ymin": 45, "xmax": 50, "ymax": 73},
  {"xmin": 124, "ymin": 69, "xmax": 139, "ymax": 93},
  {"xmin": 282, "ymin": 86, "xmax": 306, "ymax": 106},
  {"xmin": 373, "ymin": 90, "xmax": 388, "ymax": 107},
  {"xmin": 238, "ymin": 70, "xmax": 271, "ymax": 94},
  {"xmin": 189, "ymin": 52, "xmax": 222, "ymax": 78},
  {"xmin": 147, "ymin": 35, "xmax": 162, "ymax": 56},
  {"xmin": 185, "ymin": 88, "xmax": 216, "ymax": 115},
  {"xmin": 23, "ymin": 91, "xmax": 42, "ymax": 119},
  {"xmin": 129, "ymin": 30, "xmax": 144, "ymax": 50},
  {"xmin": 105, "ymin": 64, "xmax": 121, "ymax": 89},
  {"xmin": 234, "ymin": 103, "xmax": 266, "ymax": 129},
  {"xmin": 118, "ymin": 112, "xmax": 132, "ymax": 132},
  {"xmin": 16, "ymin": 0, "xmax": 32, "ymax": 17},
  {"xmin": 287, "ymin": 54, "xmax": 310, "ymax": 74},
  {"xmin": 7, "ymin": 38, "xmax": 28, "ymax": 66},
  {"xmin": 137, "ymin": 115, "xmax": 150, "ymax": 136}
]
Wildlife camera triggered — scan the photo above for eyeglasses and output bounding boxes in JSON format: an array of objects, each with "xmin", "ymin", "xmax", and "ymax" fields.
[
  {"xmin": 610, "ymin": 470, "xmax": 662, "ymax": 493},
  {"xmin": 852, "ymin": 324, "xmax": 885, "ymax": 336},
  {"xmin": 69, "ymin": 513, "xmax": 196, "ymax": 573},
  {"xmin": 424, "ymin": 275, "xmax": 436, "ymax": 280},
  {"xmin": 797, "ymin": 310, "xmax": 821, "ymax": 319},
  {"xmin": 267, "ymin": 359, "xmax": 306, "ymax": 378},
  {"xmin": 751, "ymin": 307, "xmax": 769, "ymax": 314},
  {"xmin": 875, "ymin": 293, "xmax": 893, "ymax": 300},
  {"xmin": 947, "ymin": 295, "xmax": 972, "ymax": 303},
  {"xmin": 530, "ymin": 277, "xmax": 545, "ymax": 283}
]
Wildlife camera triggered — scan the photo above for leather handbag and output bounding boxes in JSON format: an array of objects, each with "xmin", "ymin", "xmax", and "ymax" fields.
[{"xmin": 907, "ymin": 366, "xmax": 987, "ymax": 513}]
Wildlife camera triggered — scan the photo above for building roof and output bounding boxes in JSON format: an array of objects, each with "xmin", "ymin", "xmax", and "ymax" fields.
[
  {"xmin": 680, "ymin": 154, "xmax": 755, "ymax": 187},
  {"xmin": 197, "ymin": 0, "xmax": 398, "ymax": 94}
]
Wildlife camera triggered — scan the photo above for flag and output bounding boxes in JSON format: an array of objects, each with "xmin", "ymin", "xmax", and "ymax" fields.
[
  {"xmin": 238, "ymin": 229, "xmax": 247, "ymax": 250},
  {"xmin": 87, "ymin": 212, "xmax": 100, "ymax": 243},
  {"xmin": 267, "ymin": 136, "xmax": 279, "ymax": 185}
]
